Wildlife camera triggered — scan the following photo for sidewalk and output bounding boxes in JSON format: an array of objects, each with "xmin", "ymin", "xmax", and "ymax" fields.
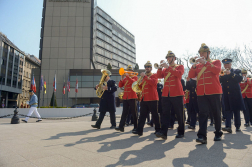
[{"xmin": 0, "ymin": 116, "xmax": 252, "ymax": 167}]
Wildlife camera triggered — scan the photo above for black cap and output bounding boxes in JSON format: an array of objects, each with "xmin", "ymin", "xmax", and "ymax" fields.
[
  {"xmin": 29, "ymin": 90, "xmax": 33, "ymax": 92},
  {"xmin": 222, "ymin": 58, "xmax": 232, "ymax": 64}
]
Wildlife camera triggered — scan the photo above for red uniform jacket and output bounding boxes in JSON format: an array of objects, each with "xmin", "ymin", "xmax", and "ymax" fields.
[
  {"xmin": 188, "ymin": 60, "xmax": 222, "ymax": 96},
  {"xmin": 239, "ymin": 78, "xmax": 252, "ymax": 98},
  {"xmin": 157, "ymin": 65, "xmax": 184, "ymax": 97},
  {"xmin": 139, "ymin": 73, "xmax": 159, "ymax": 101},
  {"xmin": 119, "ymin": 75, "xmax": 138, "ymax": 100}
]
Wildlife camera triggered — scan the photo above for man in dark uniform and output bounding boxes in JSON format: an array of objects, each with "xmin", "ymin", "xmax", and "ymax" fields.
[
  {"xmin": 186, "ymin": 77, "xmax": 199, "ymax": 130},
  {"xmin": 91, "ymin": 72, "xmax": 117, "ymax": 129},
  {"xmin": 239, "ymin": 69, "xmax": 252, "ymax": 127},
  {"xmin": 220, "ymin": 58, "xmax": 245, "ymax": 133},
  {"xmin": 115, "ymin": 65, "xmax": 138, "ymax": 132}
]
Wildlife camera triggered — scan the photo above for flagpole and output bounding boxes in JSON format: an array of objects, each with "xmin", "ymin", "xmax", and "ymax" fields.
[{"xmin": 75, "ymin": 74, "xmax": 77, "ymax": 105}]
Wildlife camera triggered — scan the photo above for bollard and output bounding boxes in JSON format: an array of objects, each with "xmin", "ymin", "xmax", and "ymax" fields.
[
  {"xmin": 11, "ymin": 107, "xmax": 20, "ymax": 124},
  {"xmin": 92, "ymin": 108, "xmax": 98, "ymax": 121}
]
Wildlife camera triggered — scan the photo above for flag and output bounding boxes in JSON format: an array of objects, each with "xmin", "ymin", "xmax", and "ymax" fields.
[
  {"xmin": 75, "ymin": 78, "xmax": 78, "ymax": 93},
  {"xmin": 63, "ymin": 80, "xmax": 66, "ymax": 95},
  {"xmin": 40, "ymin": 75, "xmax": 43, "ymax": 91},
  {"xmin": 53, "ymin": 74, "xmax": 56, "ymax": 92},
  {"xmin": 67, "ymin": 77, "xmax": 70, "ymax": 92},
  {"xmin": 44, "ymin": 81, "xmax": 46, "ymax": 94},
  {"xmin": 31, "ymin": 74, "xmax": 36, "ymax": 93}
]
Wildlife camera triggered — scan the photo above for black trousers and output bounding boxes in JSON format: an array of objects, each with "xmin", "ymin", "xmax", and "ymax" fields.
[
  {"xmin": 161, "ymin": 96, "xmax": 184, "ymax": 136},
  {"xmin": 119, "ymin": 99, "xmax": 138, "ymax": 129},
  {"xmin": 197, "ymin": 94, "xmax": 223, "ymax": 139},
  {"xmin": 96, "ymin": 111, "xmax": 116, "ymax": 127},
  {"xmin": 137, "ymin": 100, "xmax": 161, "ymax": 133},
  {"xmin": 243, "ymin": 97, "xmax": 252, "ymax": 124}
]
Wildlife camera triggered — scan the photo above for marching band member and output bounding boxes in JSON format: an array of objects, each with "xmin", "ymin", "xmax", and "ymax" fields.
[
  {"xmin": 186, "ymin": 77, "xmax": 199, "ymax": 130},
  {"xmin": 188, "ymin": 43, "xmax": 223, "ymax": 144},
  {"xmin": 220, "ymin": 58, "xmax": 245, "ymax": 133},
  {"xmin": 91, "ymin": 72, "xmax": 117, "ymax": 129},
  {"xmin": 132, "ymin": 61, "xmax": 161, "ymax": 136},
  {"xmin": 239, "ymin": 69, "xmax": 252, "ymax": 127},
  {"xmin": 155, "ymin": 51, "xmax": 185, "ymax": 140},
  {"xmin": 115, "ymin": 65, "xmax": 138, "ymax": 132}
]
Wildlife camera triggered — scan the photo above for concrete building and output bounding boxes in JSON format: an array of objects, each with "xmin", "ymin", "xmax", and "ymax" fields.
[
  {"xmin": 93, "ymin": 6, "xmax": 136, "ymax": 70},
  {"xmin": 39, "ymin": 0, "xmax": 94, "ymax": 107},
  {"xmin": 39, "ymin": 0, "xmax": 137, "ymax": 107},
  {"xmin": 17, "ymin": 55, "xmax": 41, "ymax": 108},
  {"xmin": 0, "ymin": 32, "xmax": 23, "ymax": 108}
]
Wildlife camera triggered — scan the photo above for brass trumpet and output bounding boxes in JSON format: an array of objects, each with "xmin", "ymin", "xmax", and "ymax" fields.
[
  {"xmin": 241, "ymin": 76, "xmax": 247, "ymax": 83},
  {"xmin": 189, "ymin": 57, "xmax": 204, "ymax": 65},
  {"xmin": 119, "ymin": 68, "xmax": 138, "ymax": 76},
  {"xmin": 154, "ymin": 60, "xmax": 168, "ymax": 69},
  {"xmin": 219, "ymin": 68, "xmax": 230, "ymax": 76}
]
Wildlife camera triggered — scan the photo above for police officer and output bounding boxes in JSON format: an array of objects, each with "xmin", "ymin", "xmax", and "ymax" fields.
[
  {"xmin": 156, "ymin": 51, "xmax": 185, "ymax": 140},
  {"xmin": 115, "ymin": 65, "xmax": 138, "ymax": 132},
  {"xmin": 239, "ymin": 69, "xmax": 252, "ymax": 127},
  {"xmin": 189, "ymin": 43, "xmax": 223, "ymax": 144},
  {"xmin": 91, "ymin": 73, "xmax": 117, "ymax": 129},
  {"xmin": 220, "ymin": 58, "xmax": 245, "ymax": 133},
  {"xmin": 132, "ymin": 61, "xmax": 161, "ymax": 136},
  {"xmin": 22, "ymin": 90, "xmax": 42, "ymax": 123},
  {"xmin": 186, "ymin": 77, "xmax": 199, "ymax": 130}
]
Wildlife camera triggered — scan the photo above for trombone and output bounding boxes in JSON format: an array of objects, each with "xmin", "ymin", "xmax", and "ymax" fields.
[
  {"xmin": 154, "ymin": 60, "xmax": 168, "ymax": 69},
  {"xmin": 119, "ymin": 68, "xmax": 138, "ymax": 76}
]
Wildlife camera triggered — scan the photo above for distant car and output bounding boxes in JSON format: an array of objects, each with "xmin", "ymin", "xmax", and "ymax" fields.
[{"xmin": 71, "ymin": 103, "xmax": 99, "ymax": 108}]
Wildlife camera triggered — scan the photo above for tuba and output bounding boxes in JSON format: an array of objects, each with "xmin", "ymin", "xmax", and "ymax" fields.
[{"xmin": 96, "ymin": 69, "xmax": 111, "ymax": 98}]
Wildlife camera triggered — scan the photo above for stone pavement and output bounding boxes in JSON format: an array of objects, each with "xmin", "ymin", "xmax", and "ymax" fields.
[{"xmin": 0, "ymin": 116, "xmax": 252, "ymax": 167}]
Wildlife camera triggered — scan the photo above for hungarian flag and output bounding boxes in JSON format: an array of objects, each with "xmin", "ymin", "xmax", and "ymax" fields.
[
  {"xmin": 75, "ymin": 78, "xmax": 78, "ymax": 93},
  {"xmin": 40, "ymin": 75, "xmax": 43, "ymax": 91},
  {"xmin": 67, "ymin": 77, "xmax": 70, "ymax": 92},
  {"xmin": 53, "ymin": 74, "xmax": 56, "ymax": 92},
  {"xmin": 44, "ymin": 81, "xmax": 46, "ymax": 94},
  {"xmin": 63, "ymin": 81, "xmax": 66, "ymax": 95},
  {"xmin": 31, "ymin": 75, "xmax": 36, "ymax": 93}
]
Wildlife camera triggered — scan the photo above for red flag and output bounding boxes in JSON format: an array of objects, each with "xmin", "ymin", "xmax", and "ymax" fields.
[
  {"xmin": 75, "ymin": 78, "xmax": 78, "ymax": 93},
  {"xmin": 31, "ymin": 75, "xmax": 36, "ymax": 93},
  {"xmin": 63, "ymin": 83, "xmax": 66, "ymax": 95},
  {"xmin": 67, "ymin": 77, "xmax": 70, "ymax": 92}
]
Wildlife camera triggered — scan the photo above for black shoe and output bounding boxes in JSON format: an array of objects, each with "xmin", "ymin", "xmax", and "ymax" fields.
[
  {"xmin": 155, "ymin": 132, "xmax": 167, "ymax": 140},
  {"xmin": 36, "ymin": 120, "xmax": 42, "ymax": 122},
  {"xmin": 186, "ymin": 121, "xmax": 190, "ymax": 125},
  {"xmin": 196, "ymin": 137, "xmax": 207, "ymax": 144},
  {"xmin": 175, "ymin": 134, "xmax": 184, "ymax": 138},
  {"xmin": 214, "ymin": 136, "xmax": 222, "ymax": 141},
  {"xmin": 125, "ymin": 123, "xmax": 129, "ymax": 126},
  {"xmin": 22, "ymin": 119, "xmax": 27, "ymax": 123},
  {"xmin": 222, "ymin": 127, "xmax": 232, "ymax": 133},
  {"xmin": 132, "ymin": 130, "xmax": 143, "ymax": 136},
  {"xmin": 91, "ymin": 125, "xmax": 100, "ymax": 129},
  {"xmin": 132, "ymin": 128, "xmax": 137, "ymax": 133},
  {"xmin": 188, "ymin": 125, "xmax": 195, "ymax": 130},
  {"xmin": 236, "ymin": 128, "xmax": 241, "ymax": 132},
  {"xmin": 210, "ymin": 123, "xmax": 214, "ymax": 126},
  {"xmin": 110, "ymin": 126, "xmax": 116, "ymax": 129},
  {"xmin": 115, "ymin": 126, "xmax": 124, "ymax": 132},
  {"xmin": 244, "ymin": 123, "xmax": 250, "ymax": 127}
]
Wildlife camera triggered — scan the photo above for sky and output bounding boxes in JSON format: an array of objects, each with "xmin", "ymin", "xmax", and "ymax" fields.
[{"xmin": 0, "ymin": 0, "xmax": 252, "ymax": 71}]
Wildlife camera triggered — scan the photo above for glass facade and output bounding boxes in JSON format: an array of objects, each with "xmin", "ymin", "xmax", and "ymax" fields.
[{"xmin": 93, "ymin": 7, "xmax": 136, "ymax": 70}]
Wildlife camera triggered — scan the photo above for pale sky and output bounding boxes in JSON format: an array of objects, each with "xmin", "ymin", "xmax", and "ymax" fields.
[{"xmin": 1, "ymin": 0, "xmax": 252, "ymax": 72}]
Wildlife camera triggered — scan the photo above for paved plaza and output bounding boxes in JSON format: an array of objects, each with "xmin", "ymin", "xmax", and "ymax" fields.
[{"xmin": 1, "ymin": 115, "xmax": 252, "ymax": 167}]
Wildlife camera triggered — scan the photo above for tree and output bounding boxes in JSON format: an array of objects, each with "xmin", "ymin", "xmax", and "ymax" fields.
[
  {"xmin": 50, "ymin": 92, "xmax": 57, "ymax": 107},
  {"xmin": 107, "ymin": 63, "xmax": 112, "ymax": 70},
  {"xmin": 134, "ymin": 63, "xmax": 139, "ymax": 70}
]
